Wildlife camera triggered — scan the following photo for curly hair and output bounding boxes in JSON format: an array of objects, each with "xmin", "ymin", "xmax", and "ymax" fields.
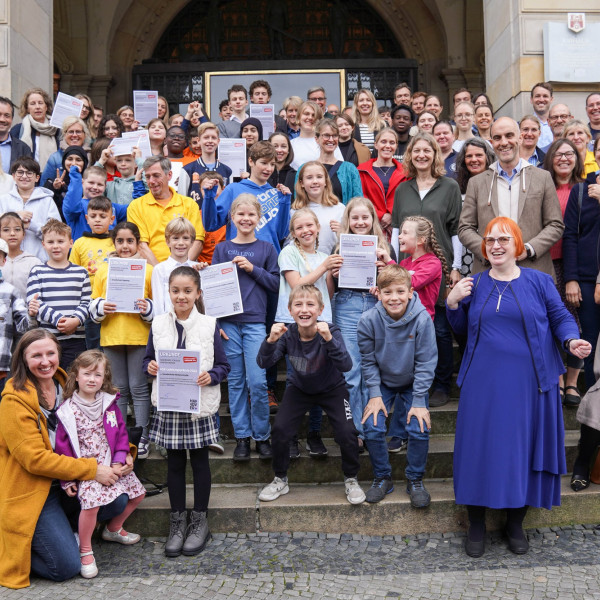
[
  {"xmin": 455, "ymin": 137, "xmax": 496, "ymax": 194},
  {"xmin": 19, "ymin": 87, "xmax": 53, "ymax": 119},
  {"xmin": 401, "ymin": 215, "xmax": 449, "ymax": 284}
]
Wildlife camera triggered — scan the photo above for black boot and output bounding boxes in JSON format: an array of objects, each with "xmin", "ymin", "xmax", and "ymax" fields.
[
  {"xmin": 505, "ymin": 506, "xmax": 529, "ymax": 554},
  {"xmin": 465, "ymin": 505, "xmax": 486, "ymax": 558},
  {"xmin": 233, "ymin": 437, "xmax": 251, "ymax": 461},
  {"xmin": 182, "ymin": 510, "xmax": 211, "ymax": 556},
  {"xmin": 165, "ymin": 511, "xmax": 187, "ymax": 557}
]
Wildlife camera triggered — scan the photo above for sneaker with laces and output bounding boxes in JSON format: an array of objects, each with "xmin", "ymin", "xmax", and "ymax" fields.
[
  {"xmin": 344, "ymin": 477, "xmax": 366, "ymax": 504},
  {"xmin": 258, "ymin": 476, "xmax": 289, "ymax": 501},
  {"xmin": 137, "ymin": 437, "xmax": 150, "ymax": 460},
  {"xmin": 387, "ymin": 437, "xmax": 408, "ymax": 453},
  {"xmin": 406, "ymin": 478, "xmax": 431, "ymax": 508},
  {"xmin": 289, "ymin": 435, "xmax": 300, "ymax": 459},
  {"xmin": 306, "ymin": 431, "xmax": 328, "ymax": 457},
  {"xmin": 365, "ymin": 477, "xmax": 394, "ymax": 503},
  {"xmin": 208, "ymin": 435, "xmax": 225, "ymax": 454},
  {"xmin": 268, "ymin": 389, "xmax": 279, "ymax": 413}
]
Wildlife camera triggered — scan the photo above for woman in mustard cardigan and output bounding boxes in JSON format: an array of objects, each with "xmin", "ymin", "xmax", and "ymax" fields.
[{"xmin": 0, "ymin": 330, "xmax": 124, "ymax": 589}]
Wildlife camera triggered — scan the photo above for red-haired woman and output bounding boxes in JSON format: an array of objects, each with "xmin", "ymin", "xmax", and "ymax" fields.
[{"xmin": 446, "ymin": 217, "xmax": 590, "ymax": 558}]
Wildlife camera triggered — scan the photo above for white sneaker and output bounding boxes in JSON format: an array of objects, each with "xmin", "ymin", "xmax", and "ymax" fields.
[
  {"xmin": 344, "ymin": 477, "xmax": 366, "ymax": 505},
  {"xmin": 208, "ymin": 435, "xmax": 225, "ymax": 454},
  {"xmin": 137, "ymin": 437, "xmax": 149, "ymax": 460},
  {"xmin": 258, "ymin": 477, "xmax": 289, "ymax": 502},
  {"xmin": 80, "ymin": 551, "xmax": 98, "ymax": 579}
]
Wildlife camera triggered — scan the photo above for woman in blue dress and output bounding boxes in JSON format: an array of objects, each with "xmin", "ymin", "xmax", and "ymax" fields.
[{"xmin": 446, "ymin": 217, "xmax": 591, "ymax": 558}]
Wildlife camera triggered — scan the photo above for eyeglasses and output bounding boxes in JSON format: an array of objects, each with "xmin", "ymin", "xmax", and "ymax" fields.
[
  {"xmin": 549, "ymin": 114, "xmax": 570, "ymax": 121},
  {"xmin": 319, "ymin": 133, "xmax": 339, "ymax": 140},
  {"xmin": 14, "ymin": 169, "xmax": 35, "ymax": 178},
  {"xmin": 455, "ymin": 113, "xmax": 474, "ymax": 119},
  {"xmin": 167, "ymin": 134, "xmax": 186, "ymax": 140},
  {"xmin": 484, "ymin": 236, "xmax": 513, "ymax": 247},
  {"xmin": 67, "ymin": 129, "xmax": 84, "ymax": 136},
  {"xmin": 555, "ymin": 151, "xmax": 576, "ymax": 160}
]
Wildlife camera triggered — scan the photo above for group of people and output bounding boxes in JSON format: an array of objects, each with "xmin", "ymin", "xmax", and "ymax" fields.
[{"xmin": 0, "ymin": 77, "xmax": 598, "ymax": 589}]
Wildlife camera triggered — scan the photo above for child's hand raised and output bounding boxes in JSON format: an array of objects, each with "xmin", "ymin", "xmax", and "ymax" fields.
[
  {"xmin": 135, "ymin": 167, "xmax": 144, "ymax": 182},
  {"xmin": 201, "ymin": 178, "xmax": 219, "ymax": 190},
  {"xmin": 100, "ymin": 147, "xmax": 114, "ymax": 166},
  {"xmin": 324, "ymin": 254, "xmax": 344, "ymax": 271},
  {"xmin": 197, "ymin": 370, "xmax": 211, "ymax": 386},
  {"xmin": 135, "ymin": 299, "xmax": 149, "ymax": 313},
  {"xmin": 132, "ymin": 146, "xmax": 142, "ymax": 160},
  {"xmin": 53, "ymin": 169, "xmax": 67, "ymax": 190},
  {"xmin": 407, "ymin": 407, "xmax": 431, "ymax": 433},
  {"xmin": 193, "ymin": 261, "xmax": 209, "ymax": 271},
  {"xmin": 28, "ymin": 293, "xmax": 40, "ymax": 317},
  {"xmin": 267, "ymin": 322, "xmax": 288, "ymax": 343},
  {"xmin": 131, "ymin": 120, "xmax": 140, "ymax": 131},
  {"xmin": 376, "ymin": 247, "xmax": 392, "ymax": 265},
  {"xmin": 316, "ymin": 322, "xmax": 332, "ymax": 342},
  {"xmin": 232, "ymin": 255, "xmax": 253, "ymax": 273},
  {"xmin": 277, "ymin": 183, "xmax": 291, "ymax": 196}
]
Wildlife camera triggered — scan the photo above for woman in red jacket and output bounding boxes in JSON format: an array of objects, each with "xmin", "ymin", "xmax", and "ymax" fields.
[{"xmin": 358, "ymin": 128, "xmax": 407, "ymax": 238}]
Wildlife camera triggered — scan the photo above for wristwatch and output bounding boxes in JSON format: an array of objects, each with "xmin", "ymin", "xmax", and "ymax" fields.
[{"xmin": 525, "ymin": 243, "xmax": 535, "ymax": 260}]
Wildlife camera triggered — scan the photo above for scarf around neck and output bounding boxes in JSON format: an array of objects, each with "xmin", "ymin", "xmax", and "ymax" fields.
[
  {"xmin": 70, "ymin": 389, "xmax": 103, "ymax": 422},
  {"xmin": 20, "ymin": 114, "xmax": 58, "ymax": 169}
]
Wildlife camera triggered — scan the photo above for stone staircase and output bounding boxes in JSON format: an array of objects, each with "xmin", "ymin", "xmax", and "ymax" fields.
[{"xmin": 126, "ymin": 368, "xmax": 600, "ymax": 537}]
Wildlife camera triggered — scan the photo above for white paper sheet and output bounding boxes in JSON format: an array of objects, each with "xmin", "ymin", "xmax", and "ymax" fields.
[
  {"xmin": 122, "ymin": 130, "xmax": 152, "ymax": 159},
  {"xmin": 249, "ymin": 104, "xmax": 275, "ymax": 139},
  {"xmin": 200, "ymin": 261, "xmax": 244, "ymax": 318},
  {"xmin": 157, "ymin": 349, "xmax": 201, "ymax": 414},
  {"xmin": 218, "ymin": 138, "xmax": 247, "ymax": 177},
  {"xmin": 105, "ymin": 258, "xmax": 147, "ymax": 313},
  {"xmin": 338, "ymin": 234, "xmax": 378, "ymax": 290},
  {"xmin": 169, "ymin": 161, "xmax": 184, "ymax": 188},
  {"xmin": 133, "ymin": 90, "xmax": 159, "ymax": 126},
  {"xmin": 49, "ymin": 92, "xmax": 83, "ymax": 128}
]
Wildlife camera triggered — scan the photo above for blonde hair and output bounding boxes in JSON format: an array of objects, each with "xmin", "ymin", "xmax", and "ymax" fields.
[
  {"xmin": 562, "ymin": 119, "xmax": 592, "ymax": 142},
  {"xmin": 289, "ymin": 208, "xmax": 320, "ymax": 272},
  {"xmin": 337, "ymin": 197, "xmax": 389, "ymax": 252},
  {"xmin": 288, "ymin": 283, "xmax": 324, "ymax": 309},
  {"xmin": 64, "ymin": 350, "xmax": 118, "ymax": 400},
  {"xmin": 400, "ymin": 216, "xmax": 449, "ymax": 283},
  {"xmin": 403, "ymin": 131, "xmax": 446, "ymax": 179},
  {"xmin": 351, "ymin": 89, "xmax": 385, "ymax": 131},
  {"xmin": 197, "ymin": 122, "xmax": 220, "ymax": 137},
  {"xmin": 298, "ymin": 101, "xmax": 323, "ymax": 125},
  {"xmin": 293, "ymin": 161, "xmax": 339, "ymax": 209},
  {"xmin": 165, "ymin": 217, "xmax": 196, "ymax": 240},
  {"xmin": 230, "ymin": 193, "xmax": 262, "ymax": 218},
  {"xmin": 377, "ymin": 264, "xmax": 412, "ymax": 290}
]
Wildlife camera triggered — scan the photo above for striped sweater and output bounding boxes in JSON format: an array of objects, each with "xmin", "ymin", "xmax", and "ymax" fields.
[
  {"xmin": 26, "ymin": 262, "xmax": 91, "ymax": 340},
  {"xmin": 0, "ymin": 279, "xmax": 35, "ymax": 370}
]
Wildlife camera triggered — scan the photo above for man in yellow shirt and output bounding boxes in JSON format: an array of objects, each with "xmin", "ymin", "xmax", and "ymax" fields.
[{"xmin": 127, "ymin": 156, "xmax": 205, "ymax": 265}]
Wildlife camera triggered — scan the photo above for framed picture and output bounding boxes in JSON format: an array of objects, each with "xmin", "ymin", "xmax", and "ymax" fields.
[{"xmin": 204, "ymin": 69, "xmax": 345, "ymax": 121}]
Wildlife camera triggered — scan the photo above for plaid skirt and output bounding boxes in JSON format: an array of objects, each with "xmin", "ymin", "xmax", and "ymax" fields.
[{"xmin": 149, "ymin": 410, "xmax": 218, "ymax": 450}]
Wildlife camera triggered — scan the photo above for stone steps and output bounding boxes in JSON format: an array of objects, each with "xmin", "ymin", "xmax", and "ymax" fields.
[{"xmin": 126, "ymin": 476, "xmax": 600, "ymax": 537}]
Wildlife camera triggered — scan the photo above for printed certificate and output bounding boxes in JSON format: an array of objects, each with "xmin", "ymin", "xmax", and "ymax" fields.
[
  {"xmin": 105, "ymin": 258, "xmax": 147, "ymax": 313},
  {"xmin": 201, "ymin": 261, "xmax": 244, "ymax": 318},
  {"xmin": 133, "ymin": 90, "xmax": 159, "ymax": 126},
  {"xmin": 157, "ymin": 349, "xmax": 201, "ymax": 414},
  {"xmin": 218, "ymin": 138, "xmax": 247, "ymax": 177},
  {"xmin": 338, "ymin": 234, "xmax": 378, "ymax": 290},
  {"xmin": 49, "ymin": 92, "xmax": 83, "ymax": 128},
  {"xmin": 249, "ymin": 104, "xmax": 275, "ymax": 139}
]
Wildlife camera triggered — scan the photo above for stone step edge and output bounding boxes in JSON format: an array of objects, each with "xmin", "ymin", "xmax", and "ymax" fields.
[{"xmin": 127, "ymin": 476, "xmax": 600, "ymax": 537}]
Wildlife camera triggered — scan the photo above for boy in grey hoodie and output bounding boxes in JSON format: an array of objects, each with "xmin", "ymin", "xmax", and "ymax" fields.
[{"xmin": 358, "ymin": 265, "xmax": 437, "ymax": 507}]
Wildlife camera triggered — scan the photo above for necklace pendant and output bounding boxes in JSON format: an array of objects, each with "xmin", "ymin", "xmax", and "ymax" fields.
[{"xmin": 496, "ymin": 294, "xmax": 501, "ymax": 312}]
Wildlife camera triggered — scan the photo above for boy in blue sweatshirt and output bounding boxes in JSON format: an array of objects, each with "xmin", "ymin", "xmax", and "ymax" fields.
[
  {"xmin": 202, "ymin": 141, "xmax": 291, "ymax": 252},
  {"xmin": 358, "ymin": 264, "xmax": 437, "ymax": 507},
  {"xmin": 63, "ymin": 165, "xmax": 128, "ymax": 241}
]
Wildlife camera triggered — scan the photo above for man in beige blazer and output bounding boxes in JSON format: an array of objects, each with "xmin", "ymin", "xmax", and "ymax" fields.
[{"xmin": 458, "ymin": 117, "xmax": 564, "ymax": 276}]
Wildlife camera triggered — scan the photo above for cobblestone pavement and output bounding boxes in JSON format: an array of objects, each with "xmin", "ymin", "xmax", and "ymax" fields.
[{"xmin": 4, "ymin": 526, "xmax": 600, "ymax": 599}]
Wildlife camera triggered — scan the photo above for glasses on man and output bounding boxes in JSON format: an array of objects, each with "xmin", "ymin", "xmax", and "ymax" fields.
[
  {"xmin": 167, "ymin": 134, "xmax": 186, "ymax": 141},
  {"xmin": 14, "ymin": 170, "xmax": 35, "ymax": 179},
  {"xmin": 555, "ymin": 151, "xmax": 576, "ymax": 160},
  {"xmin": 549, "ymin": 114, "xmax": 570, "ymax": 121},
  {"xmin": 484, "ymin": 236, "xmax": 513, "ymax": 247},
  {"xmin": 319, "ymin": 133, "xmax": 339, "ymax": 140}
]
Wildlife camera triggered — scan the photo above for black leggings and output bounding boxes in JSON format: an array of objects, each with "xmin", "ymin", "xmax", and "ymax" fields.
[
  {"xmin": 573, "ymin": 423, "xmax": 600, "ymax": 476},
  {"xmin": 167, "ymin": 448, "xmax": 211, "ymax": 513}
]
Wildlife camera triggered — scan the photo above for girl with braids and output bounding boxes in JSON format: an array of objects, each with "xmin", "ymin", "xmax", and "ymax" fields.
[
  {"xmin": 328, "ymin": 197, "xmax": 396, "ymax": 445},
  {"xmin": 274, "ymin": 208, "xmax": 343, "ymax": 457},
  {"xmin": 292, "ymin": 161, "xmax": 345, "ymax": 254}
]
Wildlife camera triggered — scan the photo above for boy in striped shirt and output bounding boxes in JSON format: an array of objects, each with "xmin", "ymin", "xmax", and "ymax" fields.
[{"xmin": 27, "ymin": 219, "xmax": 91, "ymax": 370}]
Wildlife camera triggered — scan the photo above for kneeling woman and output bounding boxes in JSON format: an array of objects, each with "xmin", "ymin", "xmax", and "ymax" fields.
[
  {"xmin": 446, "ymin": 217, "xmax": 590, "ymax": 558},
  {"xmin": 0, "ymin": 330, "xmax": 126, "ymax": 589}
]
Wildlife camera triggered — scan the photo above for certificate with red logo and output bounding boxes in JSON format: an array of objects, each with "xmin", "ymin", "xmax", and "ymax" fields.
[
  {"xmin": 338, "ymin": 234, "xmax": 378, "ymax": 290},
  {"xmin": 249, "ymin": 104, "xmax": 275, "ymax": 139},
  {"xmin": 106, "ymin": 258, "xmax": 147, "ymax": 313},
  {"xmin": 157, "ymin": 349, "xmax": 201, "ymax": 414},
  {"xmin": 200, "ymin": 261, "xmax": 244, "ymax": 318}
]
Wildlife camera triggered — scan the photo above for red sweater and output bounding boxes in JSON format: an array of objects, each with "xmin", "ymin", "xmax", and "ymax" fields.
[
  {"xmin": 550, "ymin": 183, "xmax": 572, "ymax": 261},
  {"xmin": 358, "ymin": 159, "xmax": 407, "ymax": 219},
  {"xmin": 400, "ymin": 253, "xmax": 442, "ymax": 319}
]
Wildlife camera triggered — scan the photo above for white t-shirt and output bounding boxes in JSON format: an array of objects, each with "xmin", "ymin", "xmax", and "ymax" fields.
[
  {"xmin": 290, "ymin": 137, "xmax": 343, "ymax": 171},
  {"xmin": 291, "ymin": 201, "xmax": 345, "ymax": 255},
  {"xmin": 275, "ymin": 244, "xmax": 332, "ymax": 323}
]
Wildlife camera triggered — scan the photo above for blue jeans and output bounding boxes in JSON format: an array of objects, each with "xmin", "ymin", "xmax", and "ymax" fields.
[
  {"xmin": 334, "ymin": 289, "xmax": 377, "ymax": 437},
  {"xmin": 103, "ymin": 345, "xmax": 151, "ymax": 438},
  {"xmin": 433, "ymin": 304, "xmax": 453, "ymax": 393},
  {"xmin": 221, "ymin": 321, "xmax": 270, "ymax": 441},
  {"xmin": 84, "ymin": 318, "xmax": 101, "ymax": 350},
  {"xmin": 387, "ymin": 400, "xmax": 407, "ymax": 440},
  {"xmin": 578, "ymin": 281, "xmax": 600, "ymax": 387},
  {"xmin": 363, "ymin": 383, "xmax": 429, "ymax": 480}
]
